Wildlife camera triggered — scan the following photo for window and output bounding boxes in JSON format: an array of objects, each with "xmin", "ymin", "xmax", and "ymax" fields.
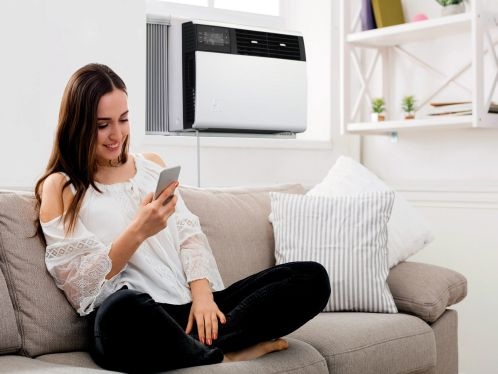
[
  {"xmin": 214, "ymin": 0, "xmax": 279, "ymax": 16},
  {"xmin": 161, "ymin": 0, "xmax": 280, "ymax": 16},
  {"xmin": 169, "ymin": 0, "xmax": 207, "ymax": 5}
]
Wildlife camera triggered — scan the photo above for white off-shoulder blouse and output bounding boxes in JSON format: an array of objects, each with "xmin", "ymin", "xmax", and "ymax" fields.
[{"xmin": 40, "ymin": 154, "xmax": 224, "ymax": 316}]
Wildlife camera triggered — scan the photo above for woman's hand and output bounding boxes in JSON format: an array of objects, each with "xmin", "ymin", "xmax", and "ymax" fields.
[
  {"xmin": 132, "ymin": 182, "xmax": 178, "ymax": 241},
  {"xmin": 186, "ymin": 279, "xmax": 226, "ymax": 345},
  {"xmin": 106, "ymin": 182, "xmax": 178, "ymax": 279}
]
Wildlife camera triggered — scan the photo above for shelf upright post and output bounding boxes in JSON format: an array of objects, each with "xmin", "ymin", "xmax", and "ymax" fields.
[
  {"xmin": 381, "ymin": 46, "xmax": 391, "ymax": 121},
  {"xmin": 340, "ymin": 0, "xmax": 352, "ymax": 135},
  {"xmin": 471, "ymin": 0, "xmax": 484, "ymax": 127}
]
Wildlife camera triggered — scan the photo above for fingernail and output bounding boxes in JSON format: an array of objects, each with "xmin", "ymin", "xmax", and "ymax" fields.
[{"xmin": 207, "ymin": 339, "xmax": 212, "ymax": 345}]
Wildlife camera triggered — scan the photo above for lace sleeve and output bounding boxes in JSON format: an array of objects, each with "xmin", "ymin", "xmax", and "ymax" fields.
[
  {"xmin": 175, "ymin": 193, "xmax": 224, "ymax": 291},
  {"xmin": 42, "ymin": 216, "xmax": 123, "ymax": 316}
]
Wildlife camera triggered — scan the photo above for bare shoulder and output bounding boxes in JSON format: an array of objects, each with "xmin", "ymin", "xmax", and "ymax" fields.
[
  {"xmin": 39, "ymin": 173, "xmax": 74, "ymax": 223},
  {"xmin": 142, "ymin": 152, "xmax": 166, "ymax": 167}
]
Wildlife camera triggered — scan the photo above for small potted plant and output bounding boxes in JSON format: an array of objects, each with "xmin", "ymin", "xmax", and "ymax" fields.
[
  {"xmin": 371, "ymin": 97, "xmax": 386, "ymax": 122},
  {"xmin": 401, "ymin": 95, "xmax": 416, "ymax": 120},
  {"xmin": 435, "ymin": 0, "xmax": 465, "ymax": 16}
]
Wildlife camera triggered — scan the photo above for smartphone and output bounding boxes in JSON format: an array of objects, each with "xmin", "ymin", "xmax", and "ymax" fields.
[{"xmin": 154, "ymin": 165, "xmax": 181, "ymax": 200}]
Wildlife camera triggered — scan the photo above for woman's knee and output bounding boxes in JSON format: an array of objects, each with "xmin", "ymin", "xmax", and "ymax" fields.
[
  {"xmin": 288, "ymin": 261, "xmax": 329, "ymax": 283},
  {"xmin": 288, "ymin": 261, "xmax": 331, "ymax": 300},
  {"xmin": 95, "ymin": 289, "xmax": 155, "ymax": 331}
]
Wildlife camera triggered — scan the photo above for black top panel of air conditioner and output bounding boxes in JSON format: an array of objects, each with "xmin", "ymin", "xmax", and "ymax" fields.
[{"xmin": 182, "ymin": 22, "xmax": 305, "ymax": 61}]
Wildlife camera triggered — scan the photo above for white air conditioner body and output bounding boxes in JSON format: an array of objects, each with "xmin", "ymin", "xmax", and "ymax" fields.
[{"xmin": 168, "ymin": 19, "xmax": 307, "ymax": 133}]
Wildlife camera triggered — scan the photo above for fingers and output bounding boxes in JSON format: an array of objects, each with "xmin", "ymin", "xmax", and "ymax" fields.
[
  {"xmin": 196, "ymin": 315, "xmax": 206, "ymax": 345},
  {"xmin": 195, "ymin": 313, "xmax": 218, "ymax": 345},
  {"xmin": 185, "ymin": 310, "xmax": 194, "ymax": 335},
  {"xmin": 188, "ymin": 303, "xmax": 225, "ymax": 346},
  {"xmin": 211, "ymin": 312, "xmax": 219, "ymax": 341},
  {"xmin": 158, "ymin": 181, "xmax": 179, "ymax": 201},
  {"xmin": 142, "ymin": 192, "xmax": 153, "ymax": 206},
  {"xmin": 217, "ymin": 309, "xmax": 227, "ymax": 325}
]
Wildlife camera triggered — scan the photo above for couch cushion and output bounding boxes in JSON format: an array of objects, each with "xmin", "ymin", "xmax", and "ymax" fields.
[
  {"xmin": 180, "ymin": 184, "xmax": 305, "ymax": 287},
  {"xmin": 0, "ymin": 268, "xmax": 21, "ymax": 354},
  {"xmin": 0, "ymin": 355, "xmax": 111, "ymax": 373},
  {"xmin": 0, "ymin": 192, "xmax": 89, "ymax": 357},
  {"xmin": 289, "ymin": 312, "xmax": 436, "ymax": 374},
  {"xmin": 36, "ymin": 351, "xmax": 105, "ymax": 370},
  {"xmin": 387, "ymin": 262, "xmax": 467, "ymax": 323},
  {"xmin": 37, "ymin": 338, "xmax": 328, "ymax": 374}
]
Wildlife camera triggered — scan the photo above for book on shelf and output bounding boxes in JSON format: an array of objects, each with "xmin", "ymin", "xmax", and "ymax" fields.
[
  {"xmin": 428, "ymin": 101, "xmax": 498, "ymax": 116},
  {"xmin": 371, "ymin": 0, "xmax": 405, "ymax": 28},
  {"xmin": 428, "ymin": 102, "xmax": 472, "ymax": 116},
  {"xmin": 360, "ymin": 0, "xmax": 377, "ymax": 31}
]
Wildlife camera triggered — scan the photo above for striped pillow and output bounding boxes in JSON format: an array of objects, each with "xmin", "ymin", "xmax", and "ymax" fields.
[{"xmin": 270, "ymin": 191, "xmax": 397, "ymax": 313}]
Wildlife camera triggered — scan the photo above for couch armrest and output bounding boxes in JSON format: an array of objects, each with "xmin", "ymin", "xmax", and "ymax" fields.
[{"xmin": 387, "ymin": 261, "xmax": 467, "ymax": 323}]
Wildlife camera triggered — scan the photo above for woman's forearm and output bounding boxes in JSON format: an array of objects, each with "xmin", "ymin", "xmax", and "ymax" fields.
[{"xmin": 106, "ymin": 224, "xmax": 145, "ymax": 279}]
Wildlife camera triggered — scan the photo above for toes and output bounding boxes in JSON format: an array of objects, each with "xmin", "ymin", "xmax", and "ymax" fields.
[{"xmin": 275, "ymin": 339, "xmax": 289, "ymax": 350}]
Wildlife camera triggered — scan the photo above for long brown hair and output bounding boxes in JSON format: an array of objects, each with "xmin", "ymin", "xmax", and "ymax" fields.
[{"xmin": 35, "ymin": 63, "xmax": 129, "ymax": 234}]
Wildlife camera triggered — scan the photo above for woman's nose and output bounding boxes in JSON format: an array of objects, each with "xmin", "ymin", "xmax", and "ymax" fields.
[{"xmin": 108, "ymin": 123, "xmax": 121, "ymax": 139}]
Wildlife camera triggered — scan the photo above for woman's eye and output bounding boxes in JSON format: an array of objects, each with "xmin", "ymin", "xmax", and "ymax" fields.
[
  {"xmin": 97, "ymin": 123, "xmax": 108, "ymax": 129},
  {"xmin": 119, "ymin": 118, "xmax": 129, "ymax": 123}
]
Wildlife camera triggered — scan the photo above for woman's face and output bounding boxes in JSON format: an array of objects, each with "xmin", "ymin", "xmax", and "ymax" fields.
[{"xmin": 95, "ymin": 89, "xmax": 129, "ymax": 164}]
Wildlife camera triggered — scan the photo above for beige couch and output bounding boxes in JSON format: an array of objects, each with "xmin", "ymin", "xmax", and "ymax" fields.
[{"xmin": 0, "ymin": 184, "xmax": 467, "ymax": 374}]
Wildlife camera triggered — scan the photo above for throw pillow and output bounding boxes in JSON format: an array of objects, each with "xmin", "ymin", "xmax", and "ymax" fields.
[
  {"xmin": 0, "ymin": 192, "xmax": 89, "ymax": 357},
  {"xmin": 307, "ymin": 156, "xmax": 434, "ymax": 268},
  {"xmin": 270, "ymin": 191, "xmax": 397, "ymax": 313}
]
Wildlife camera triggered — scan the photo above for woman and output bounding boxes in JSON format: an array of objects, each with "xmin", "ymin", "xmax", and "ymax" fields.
[{"xmin": 36, "ymin": 63, "xmax": 330, "ymax": 373}]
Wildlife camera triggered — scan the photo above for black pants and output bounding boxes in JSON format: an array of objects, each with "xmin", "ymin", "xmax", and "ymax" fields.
[{"xmin": 90, "ymin": 261, "xmax": 330, "ymax": 373}]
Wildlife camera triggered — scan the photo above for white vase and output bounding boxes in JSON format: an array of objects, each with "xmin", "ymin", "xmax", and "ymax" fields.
[{"xmin": 441, "ymin": 3, "xmax": 465, "ymax": 16}]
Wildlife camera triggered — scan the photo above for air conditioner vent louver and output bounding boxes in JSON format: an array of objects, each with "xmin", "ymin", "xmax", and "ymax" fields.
[
  {"xmin": 236, "ymin": 29, "xmax": 302, "ymax": 60},
  {"xmin": 146, "ymin": 21, "xmax": 168, "ymax": 134}
]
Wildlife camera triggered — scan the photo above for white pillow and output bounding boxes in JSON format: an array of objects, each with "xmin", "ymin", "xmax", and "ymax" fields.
[
  {"xmin": 270, "ymin": 191, "xmax": 397, "ymax": 313},
  {"xmin": 307, "ymin": 156, "xmax": 434, "ymax": 268}
]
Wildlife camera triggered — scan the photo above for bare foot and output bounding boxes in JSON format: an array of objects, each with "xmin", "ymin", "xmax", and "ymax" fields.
[{"xmin": 223, "ymin": 339, "xmax": 289, "ymax": 363}]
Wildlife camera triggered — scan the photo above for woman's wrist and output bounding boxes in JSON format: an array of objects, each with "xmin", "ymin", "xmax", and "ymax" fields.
[
  {"xmin": 126, "ymin": 220, "xmax": 147, "ymax": 245},
  {"xmin": 189, "ymin": 279, "xmax": 213, "ymax": 300}
]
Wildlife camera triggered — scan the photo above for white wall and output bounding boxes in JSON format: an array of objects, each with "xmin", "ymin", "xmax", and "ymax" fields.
[
  {"xmin": 0, "ymin": 0, "xmax": 146, "ymax": 189},
  {"xmin": 360, "ymin": 1, "xmax": 498, "ymax": 372},
  {"xmin": 402, "ymin": 187, "xmax": 498, "ymax": 374}
]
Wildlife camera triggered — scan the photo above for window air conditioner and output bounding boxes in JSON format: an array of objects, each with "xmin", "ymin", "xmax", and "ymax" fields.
[{"xmin": 168, "ymin": 19, "xmax": 307, "ymax": 133}]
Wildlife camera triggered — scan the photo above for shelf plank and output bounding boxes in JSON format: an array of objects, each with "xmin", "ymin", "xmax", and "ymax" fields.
[
  {"xmin": 346, "ymin": 13, "xmax": 471, "ymax": 47},
  {"xmin": 346, "ymin": 115, "xmax": 474, "ymax": 134}
]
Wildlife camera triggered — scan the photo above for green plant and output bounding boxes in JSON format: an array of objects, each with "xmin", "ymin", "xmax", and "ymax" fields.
[
  {"xmin": 435, "ymin": 0, "xmax": 463, "ymax": 6},
  {"xmin": 371, "ymin": 98, "xmax": 385, "ymax": 114},
  {"xmin": 401, "ymin": 95, "xmax": 416, "ymax": 113}
]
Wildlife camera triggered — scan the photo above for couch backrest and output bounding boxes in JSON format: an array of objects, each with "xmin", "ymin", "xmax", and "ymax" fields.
[
  {"xmin": 179, "ymin": 184, "xmax": 305, "ymax": 287},
  {"xmin": 0, "ymin": 266, "xmax": 21, "ymax": 355},
  {"xmin": 0, "ymin": 192, "xmax": 89, "ymax": 357},
  {"xmin": 0, "ymin": 184, "xmax": 305, "ymax": 356}
]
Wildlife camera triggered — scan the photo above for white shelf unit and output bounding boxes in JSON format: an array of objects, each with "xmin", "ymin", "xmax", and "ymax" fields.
[{"xmin": 340, "ymin": 0, "xmax": 498, "ymax": 135}]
